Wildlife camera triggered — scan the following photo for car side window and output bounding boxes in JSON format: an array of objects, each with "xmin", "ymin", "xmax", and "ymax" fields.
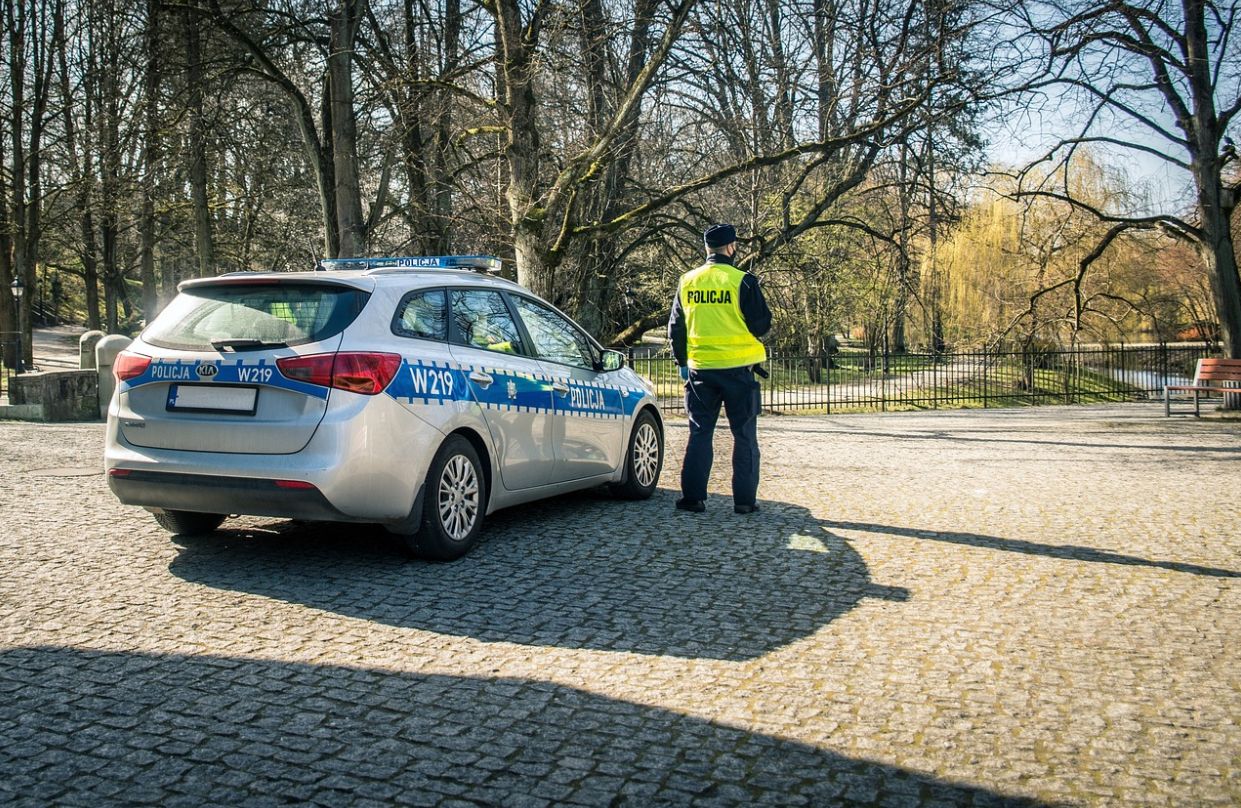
[
  {"xmin": 450, "ymin": 289, "xmax": 523, "ymax": 355},
  {"xmin": 513, "ymin": 297, "xmax": 595, "ymax": 369},
  {"xmin": 393, "ymin": 289, "xmax": 448, "ymax": 341}
]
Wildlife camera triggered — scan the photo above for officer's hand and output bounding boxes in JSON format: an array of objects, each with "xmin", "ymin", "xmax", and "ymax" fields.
[{"xmin": 679, "ymin": 366, "xmax": 689, "ymax": 382}]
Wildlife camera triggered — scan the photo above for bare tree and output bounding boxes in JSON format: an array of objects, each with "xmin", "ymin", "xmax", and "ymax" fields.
[
  {"xmin": 184, "ymin": 0, "xmax": 216, "ymax": 279},
  {"xmin": 1004, "ymin": 0, "xmax": 1241, "ymax": 360},
  {"xmin": 328, "ymin": 0, "xmax": 366, "ymax": 256},
  {"xmin": 483, "ymin": 0, "xmax": 697, "ymax": 303},
  {"xmin": 4, "ymin": 0, "xmax": 63, "ymax": 361},
  {"xmin": 56, "ymin": 0, "xmax": 103, "ymax": 328},
  {"xmin": 203, "ymin": 0, "xmax": 372, "ymax": 257},
  {"xmin": 138, "ymin": 0, "xmax": 163, "ymax": 316}
]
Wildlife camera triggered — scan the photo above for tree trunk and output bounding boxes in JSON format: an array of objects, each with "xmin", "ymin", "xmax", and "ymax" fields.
[
  {"xmin": 314, "ymin": 86, "xmax": 340, "ymax": 258},
  {"xmin": 1183, "ymin": 0, "xmax": 1240, "ymax": 406},
  {"xmin": 893, "ymin": 146, "xmax": 910, "ymax": 353},
  {"xmin": 492, "ymin": 0, "xmax": 560, "ymax": 297},
  {"xmin": 1184, "ymin": 17, "xmax": 1241, "ymax": 359},
  {"xmin": 57, "ymin": 5, "xmax": 101, "ymax": 328},
  {"xmin": 138, "ymin": 0, "xmax": 161, "ymax": 318},
  {"xmin": 207, "ymin": 0, "xmax": 339, "ymax": 258},
  {"xmin": 432, "ymin": 0, "xmax": 460, "ymax": 253},
  {"xmin": 813, "ymin": 0, "xmax": 838, "ymax": 141},
  {"xmin": 1192, "ymin": 148, "xmax": 1241, "ymax": 360},
  {"xmin": 569, "ymin": 0, "xmax": 618, "ymax": 335},
  {"xmin": 328, "ymin": 0, "xmax": 366, "ymax": 257},
  {"xmin": 396, "ymin": 0, "xmax": 432, "ymax": 251},
  {"xmin": 514, "ymin": 225, "xmax": 555, "ymax": 302},
  {"xmin": 0, "ymin": 104, "xmax": 14, "ymax": 371},
  {"xmin": 100, "ymin": 2, "xmax": 122, "ymax": 332},
  {"xmin": 7, "ymin": 0, "xmax": 32, "ymax": 364},
  {"xmin": 81, "ymin": 206, "xmax": 101, "ymax": 329},
  {"xmin": 803, "ymin": 286, "xmax": 823, "ymax": 383},
  {"xmin": 7, "ymin": 0, "xmax": 58, "ymax": 363},
  {"xmin": 185, "ymin": 0, "xmax": 214, "ymax": 277}
]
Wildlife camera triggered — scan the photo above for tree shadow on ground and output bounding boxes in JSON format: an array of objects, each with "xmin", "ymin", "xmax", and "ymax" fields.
[
  {"xmin": 822, "ymin": 519, "xmax": 1240, "ymax": 578},
  {"xmin": 0, "ymin": 647, "xmax": 1051, "ymax": 806},
  {"xmin": 168, "ymin": 490, "xmax": 908, "ymax": 661}
]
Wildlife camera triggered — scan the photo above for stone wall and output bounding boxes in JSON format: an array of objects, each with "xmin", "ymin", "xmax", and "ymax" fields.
[{"xmin": 10, "ymin": 370, "xmax": 100, "ymax": 422}]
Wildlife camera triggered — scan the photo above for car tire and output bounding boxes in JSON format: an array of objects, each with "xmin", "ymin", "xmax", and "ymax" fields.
[
  {"xmin": 152, "ymin": 510, "xmax": 226, "ymax": 536},
  {"xmin": 410, "ymin": 435, "xmax": 486, "ymax": 561},
  {"xmin": 611, "ymin": 409, "xmax": 663, "ymax": 500}
]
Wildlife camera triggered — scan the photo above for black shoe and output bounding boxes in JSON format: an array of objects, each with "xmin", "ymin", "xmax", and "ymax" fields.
[
  {"xmin": 675, "ymin": 498, "xmax": 706, "ymax": 513},
  {"xmin": 734, "ymin": 504, "xmax": 760, "ymax": 514}
]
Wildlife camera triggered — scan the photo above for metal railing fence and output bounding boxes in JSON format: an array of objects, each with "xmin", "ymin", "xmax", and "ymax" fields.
[{"xmin": 628, "ymin": 344, "xmax": 1217, "ymax": 415}]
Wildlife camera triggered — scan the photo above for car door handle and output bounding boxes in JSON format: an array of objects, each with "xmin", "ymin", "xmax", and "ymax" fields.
[
  {"xmin": 552, "ymin": 382, "xmax": 570, "ymax": 395},
  {"xmin": 469, "ymin": 371, "xmax": 494, "ymax": 388}
]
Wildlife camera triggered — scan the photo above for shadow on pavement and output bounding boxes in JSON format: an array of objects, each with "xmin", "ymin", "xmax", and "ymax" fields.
[
  {"xmin": 823, "ymin": 519, "xmax": 1240, "ymax": 578},
  {"xmin": 767, "ymin": 418, "xmax": 1241, "ymax": 456},
  {"xmin": 0, "ymin": 646, "xmax": 1049, "ymax": 806},
  {"xmin": 168, "ymin": 490, "xmax": 909, "ymax": 661}
]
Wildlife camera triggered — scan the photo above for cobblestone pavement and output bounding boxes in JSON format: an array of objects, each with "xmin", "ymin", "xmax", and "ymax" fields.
[{"xmin": 0, "ymin": 404, "xmax": 1238, "ymax": 806}]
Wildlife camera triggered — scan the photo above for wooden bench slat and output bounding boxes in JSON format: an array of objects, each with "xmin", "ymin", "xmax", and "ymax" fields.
[
  {"xmin": 1196, "ymin": 360, "xmax": 1241, "ymax": 381},
  {"xmin": 1164, "ymin": 359, "xmax": 1241, "ymax": 415},
  {"xmin": 1166, "ymin": 384, "xmax": 1236, "ymax": 392},
  {"xmin": 1166, "ymin": 384, "xmax": 1239, "ymax": 391}
]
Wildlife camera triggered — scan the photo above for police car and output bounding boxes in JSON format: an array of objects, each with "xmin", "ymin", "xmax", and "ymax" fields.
[{"xmin": 104, "ymin": 256, "xmax": 664, "ymax": 560}]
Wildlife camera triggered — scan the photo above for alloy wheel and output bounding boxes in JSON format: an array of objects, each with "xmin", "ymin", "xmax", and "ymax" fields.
[
  {"xmin": 632, "ymin": 422, "xmax": 660, "ymax": 488},
  {"xmin": 437, "ymin": 454, "xmax": 480, "ymax": 541}
]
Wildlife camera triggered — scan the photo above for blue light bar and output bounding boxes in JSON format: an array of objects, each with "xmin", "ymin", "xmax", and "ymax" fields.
[{"xmin": 317, "ymin": 255, "xmax": 502, "ymax": 273}]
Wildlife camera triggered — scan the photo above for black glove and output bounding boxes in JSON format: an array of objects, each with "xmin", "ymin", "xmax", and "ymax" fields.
[{"xmin": 752, "ymin": 364, "xmax": 769, "ymax": 379}]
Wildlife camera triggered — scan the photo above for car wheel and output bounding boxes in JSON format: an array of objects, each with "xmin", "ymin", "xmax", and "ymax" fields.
[
  {"xmin": 152, "ymin": 510, "xmax": 226, "ymax": 536},
  {"xmin": 410, "ymin": 435, "xmax": 486, "ymax": 561},
  {"xmin": 612, "ymin": 410, "xmax": 663, "ymax": 500}
]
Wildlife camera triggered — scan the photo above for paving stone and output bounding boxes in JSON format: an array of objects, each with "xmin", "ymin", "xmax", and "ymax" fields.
[{"xmin": 0, "ymin": 405, "xmax": 1237, "ymax": 806}]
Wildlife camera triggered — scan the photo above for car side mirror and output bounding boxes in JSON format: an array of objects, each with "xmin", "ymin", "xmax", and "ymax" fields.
[{"xmin": 600, "ymin": 349, "xmax": 625, "ymax": 372}]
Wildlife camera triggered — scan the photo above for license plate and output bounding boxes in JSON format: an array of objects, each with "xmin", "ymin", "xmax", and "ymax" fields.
[{"xmin": 167, "ymin": 384, "xmax": 258, "ymax": 415}]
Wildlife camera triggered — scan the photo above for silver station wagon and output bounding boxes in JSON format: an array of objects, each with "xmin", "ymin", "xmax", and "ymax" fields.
[{"xmin": 104, "ymin": 256, "xmax": 665, "ymax": 560}]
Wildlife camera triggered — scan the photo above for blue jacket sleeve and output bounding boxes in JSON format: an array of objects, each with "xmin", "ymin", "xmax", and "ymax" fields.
[
  {"xmin": 668, "ymin": 286, "xmax": 688, "ymax": 366},
  {"xmin": 739, "ymin": 274, "xmax": 772, "ymax": 339}
]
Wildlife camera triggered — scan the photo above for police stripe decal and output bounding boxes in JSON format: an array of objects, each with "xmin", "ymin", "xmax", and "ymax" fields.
[
  {"xmin": 121, "ymin": 356, "xmax": 646, "ymax": 417},
  {"xmin": 387, "ymin": 360, "xmax": 644, "ymax": 419},
  {"xmin": 120, "ymin": 358, "xmax": 329, "ymax": 399}
]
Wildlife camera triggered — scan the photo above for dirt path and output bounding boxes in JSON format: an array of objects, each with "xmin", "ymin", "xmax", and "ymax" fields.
[{"xmin": 31, "ymin": 325, "xmax": 89, "ymax": 371}]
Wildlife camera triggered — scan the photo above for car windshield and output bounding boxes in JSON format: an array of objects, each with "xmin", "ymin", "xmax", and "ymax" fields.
[{"xmin": 144, "ymin": 282, "xmax": 370, "ymax": 351}]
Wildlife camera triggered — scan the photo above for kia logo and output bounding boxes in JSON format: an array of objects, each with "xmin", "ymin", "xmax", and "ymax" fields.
[{"xmin": 196, "ymin": 364, "xmax": 219, "ymax": 378}]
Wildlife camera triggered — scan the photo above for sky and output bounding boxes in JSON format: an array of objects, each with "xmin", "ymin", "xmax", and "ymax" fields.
[
  {"xmin": 978, "ymin": 75, "xmax": 1218, "ymax": 220},
  {"xmin": 984, "ymin": 112, "xmax": 1199, "ymax": 216}
]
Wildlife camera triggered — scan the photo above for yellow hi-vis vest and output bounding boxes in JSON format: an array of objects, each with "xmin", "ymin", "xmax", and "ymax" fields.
[{"xmin": 678, "ymin": 262, "xmax": 768, "ymax": 370}]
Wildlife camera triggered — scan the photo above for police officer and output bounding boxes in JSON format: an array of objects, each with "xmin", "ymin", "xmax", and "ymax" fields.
[{"xmin": 668, "ymin": 223, "xmax": 772, "ymax": 514}]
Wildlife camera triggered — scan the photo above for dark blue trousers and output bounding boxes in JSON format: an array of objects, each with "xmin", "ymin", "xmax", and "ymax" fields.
[{"xmin": 681, "ymin": 366, "xmax": 761, "ymax": 507}]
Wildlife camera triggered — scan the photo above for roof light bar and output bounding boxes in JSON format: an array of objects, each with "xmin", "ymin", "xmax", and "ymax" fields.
[{"xmin": 317, "ymin": 255, "xmax": 502, "ymax": 274}]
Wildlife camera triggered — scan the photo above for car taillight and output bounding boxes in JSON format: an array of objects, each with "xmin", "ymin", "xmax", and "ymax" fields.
[
  {"xmin": 276, "ymin": 352, "xmax": 401, "ymax": 396},
  {"xmin": 276, "ymin": 353, "xmax": 335, "ymax": 388},
  {"xmin": 330, "ymin": 353, "xmax": 402, "ymax": 394},
  {"xmin": 114, "ymin": 351, "xmax": 152, "ymax": 381}
]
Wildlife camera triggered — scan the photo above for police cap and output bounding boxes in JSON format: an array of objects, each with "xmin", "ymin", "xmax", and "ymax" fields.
[{"xmin": 703, "ymin": 223, "xmax": 736, "ymax": 248}]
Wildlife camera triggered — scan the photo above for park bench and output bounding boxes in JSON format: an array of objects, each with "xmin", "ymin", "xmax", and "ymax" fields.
[{"xmin": 1163, "ymin": 358, "xmax": 1241, "ymax": 416}]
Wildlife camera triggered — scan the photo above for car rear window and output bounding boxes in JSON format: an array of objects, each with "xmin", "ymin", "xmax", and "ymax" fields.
[{"xmin": 144, "ymin": 283, "xmax": 370, "ymax": 351}]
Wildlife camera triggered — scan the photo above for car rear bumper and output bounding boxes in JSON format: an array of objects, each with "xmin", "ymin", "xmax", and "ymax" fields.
[
  {"xmin": 103, "ymin": 391, "xmax": 442, "ymax": 523},
  {"xmin": 107, "ymin": 469, "xmax": 360, "ymax": 522}
]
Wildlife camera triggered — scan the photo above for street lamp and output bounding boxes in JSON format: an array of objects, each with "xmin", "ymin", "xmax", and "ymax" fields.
[{"xmin": 10, "ymin": 277, "xmax": 23, "ymax": 374}]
